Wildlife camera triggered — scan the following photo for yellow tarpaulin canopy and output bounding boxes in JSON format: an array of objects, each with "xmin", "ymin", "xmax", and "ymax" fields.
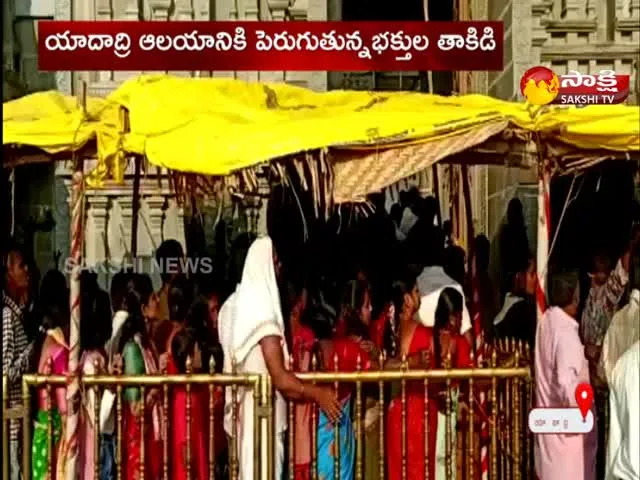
[
  {"xmin": 3, "ymin": 74, "xmax": 639, "ymax": 178},
  {"xmin": 3, "ymin": 90, "xmax": 103, "ymax": 155}
]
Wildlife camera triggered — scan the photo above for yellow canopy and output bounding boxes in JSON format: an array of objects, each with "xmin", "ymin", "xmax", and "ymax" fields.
[
  {"xmin": 3, "ymin": 90, "xmax": 103, "ymax": 155},
  {"xmin": 3, "ymin": 74, "xmax": 639, "ymax": 179}
]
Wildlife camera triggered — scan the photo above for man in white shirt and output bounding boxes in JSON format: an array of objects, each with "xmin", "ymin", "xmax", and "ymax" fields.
[
  {"xmin": 599, "ymin": 286, "xmax": 639, "ymax": 385},
  {"xmin": 606, "ymin": 341, "xmax": 639, "ymax": 480},
  {"xmin": 600, "ymin": 251, "xmax": 640, "ymax": 386},
  {"xmin": 416, "ymin": 226, "xmax": 472, "ymax": 342}
]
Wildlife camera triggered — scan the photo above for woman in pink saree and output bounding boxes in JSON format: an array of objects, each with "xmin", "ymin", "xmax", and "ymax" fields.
[
  {"xmin": 31, "ymin": 269, "xmax": 69, "ymax": 480},
  {"xmin": 79, "ymin": 289, "xmax": 112, "ymax": 480},
  {"xmin": 32, "ymin": 331, "xmax": 68, "ymax": 480},
  {"xmin": 32, "ymin": 304, "xmax": 69, "ymax": 478}
]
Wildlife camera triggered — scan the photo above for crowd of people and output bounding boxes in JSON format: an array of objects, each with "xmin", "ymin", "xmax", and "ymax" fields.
[
  {"xmin": 2, "ymin": 187, "xmax": 639, "ymax": 480},
  {"xmin": 3, "ymin": 239, "xmax": 227, "ymax": 480}
]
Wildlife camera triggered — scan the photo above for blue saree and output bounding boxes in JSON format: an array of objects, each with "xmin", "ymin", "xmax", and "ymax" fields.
[{"xmin": 317, "ymin": 399, "xmax": 354, "ymax": 480}]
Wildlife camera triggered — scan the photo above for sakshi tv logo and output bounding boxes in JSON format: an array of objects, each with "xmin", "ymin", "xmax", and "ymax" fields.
[{"xmin": 520, "ymin": 66, "xmax": 630, "ymax": 105}]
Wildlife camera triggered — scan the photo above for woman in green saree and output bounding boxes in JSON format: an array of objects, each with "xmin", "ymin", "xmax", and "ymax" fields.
[{"xmin": 118, "ymin": 274, "xmax": 163, "ymax": 480}]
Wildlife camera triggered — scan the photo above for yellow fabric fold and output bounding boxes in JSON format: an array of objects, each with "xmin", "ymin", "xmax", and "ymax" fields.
[{"xmin": 3, "ymin": 74, "xmax": 639, "ymax": 180}]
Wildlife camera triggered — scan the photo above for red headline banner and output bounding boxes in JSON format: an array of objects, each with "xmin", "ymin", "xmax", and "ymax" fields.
[{"xmin": 38, "ymin": 21, "xmax": 503, "ymax": 72}]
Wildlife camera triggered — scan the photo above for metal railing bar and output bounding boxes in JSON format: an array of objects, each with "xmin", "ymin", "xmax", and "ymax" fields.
[
  {"xmin": 294, "ymin": 367, "xmax": 530, "ymax": 382},
  {"xmin": 22, "ymin": 374, "xmax": 261, "ymax": 386}
]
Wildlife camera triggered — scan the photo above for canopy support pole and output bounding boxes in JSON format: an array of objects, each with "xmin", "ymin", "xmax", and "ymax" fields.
[
  {"xmin": 461, "ymin": 163, "xmax": 474, "ymax": 258},
  {"xmin": 131, "ymin": 155, "xmax": 141, "ymax": 257},
  {"xmin": 432, "ymin": 164, "xmax": 441, "ymax": 226},
  {"xmin": 449, "ymin": 166, "xmax": 461, "ymax": 245},
  {"xmin": 119, "ymin": 106, "xmax": 141, "ymax": 258},
  {"xmin": 65, "ymin": 80, "xmax": 87, "ymax": 480},
  {"xmin": 536, "ymin": 163, "xmax": 551, "ymax": 323}
]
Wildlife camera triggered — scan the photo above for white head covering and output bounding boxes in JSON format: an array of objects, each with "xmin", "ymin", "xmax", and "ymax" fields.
[{"xmin": 232, "ymin": 236, "xmax": 286, "ymax": 364}]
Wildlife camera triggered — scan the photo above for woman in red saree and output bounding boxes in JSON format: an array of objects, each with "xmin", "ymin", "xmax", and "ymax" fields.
[
  {"xmin": 287, "ymin": 284, "xmax": 316, "ymax": 480},
  {"xmin": 161, "ymin": 275, "xmax": 194, "ymax": 375},
  {"xmin": 336, "ymin": 278, "xmax": 391, "ymax": 480},
  {"xmin": 164, "ymin": 286, "xmax": 224, "ymax": 480},
  {"xmin": 314, "ymin": 291, "xmax": 374, "ymax": 480},
  {"xmin": 387, "ymin": 280, "xmax": 471, "ymax": 480},
  {"xmin": 119, "ymin": 274, "xmax": 163, "ymax": 480},
  {"xmin": 170, "ymin": 325, "xmax": 209, "ymax": 480}
]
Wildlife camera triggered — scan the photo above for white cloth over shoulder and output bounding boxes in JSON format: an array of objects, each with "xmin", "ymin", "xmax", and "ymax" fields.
[
  {"xmin": 416, "ymin": 266, "xmax": 471, "ymax": 334},
  {"xmin": 220, "ymin": 236, "xmax": 287, "ymax": 480},
  {"xmin": 606, "ymin": 341, "xmax": 640, "ymax": 480},
  {"xmin": 232, "ymin": 236, "xmax": 287, "ymax": 364}
]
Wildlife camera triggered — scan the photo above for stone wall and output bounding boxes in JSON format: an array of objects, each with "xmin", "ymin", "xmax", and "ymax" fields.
[
  {"xmin": 12, "ymin": 164, "xmax": 57, "ymax": 274},
  {"xmin": 57, "ymin": 0, "xmax": 328, "ymax": 97},
  {"xmin": 484, "ymin": 0, "xmax": 640, "ymax": 242},
  {"xmin": 51, "ymin": 162, "xmax": 188, "ymax": 290},
  {"xmin": 3, "ymin": 0, "xmax": 56, "ymax": 98}
]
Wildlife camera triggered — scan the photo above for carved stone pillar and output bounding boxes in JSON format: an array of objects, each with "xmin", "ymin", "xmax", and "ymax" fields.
[
  {"xmin": 563, "ymin": 0, "xmax": 584, "ymax": 19},
  {"xmin": 85, "ymin": 195, "xmax": 109, "ymax": 265},
  {"xmin": 95, "ymin": 0, "xmax": 113, "ymax": 21},
  {"xmin": 54, "ymin": 0, "xmax": 72, "ymax": 94},
  {"xmin": 148, "ymin": 0, "xmax": 172, "ymax": 20},
  {"xmin": 3, "ymin": 0, "xmax": 14, "ymax": 71},
  {"xmin": 163, "ymin": 198, "xmax": 186, "ymax": 251},
  {"xmin": 145, "ymin": 195, "xmax": 167, "ymax": 250},
  {"xmin": 244, "ymin": 0, "xmax": 260, "ymax": 20},
  {"xmin": 532, "ymin": 2, "xmax": 553, "ymax": 60},
  {"xmin": 289, "ymin": 0, "xmax": 308, "ymax": 20},
  {"xmin": 118, "ymin": 197, "xmax": 134, "ymax": 258},
  {"xmin": 126, "ymin": 0, "xmax": 142, "ymax": 21},
  {"xmin": 512, "ymin": 0, "xmax": 533, "ymax": 94},
  {"xmin": 85, "ymin": 195, "xmax": 109, "ymax": 284},
  {"xmin": 267, "ymin": 0, "xmax": 289, "ymax": 20},
  {"xmin": 93, "ymin": 0, "xmax": 114, "ymax": 83},
  {"xmin": 173, "ymin": 0, "xmax": 195, "ymax": 20}
]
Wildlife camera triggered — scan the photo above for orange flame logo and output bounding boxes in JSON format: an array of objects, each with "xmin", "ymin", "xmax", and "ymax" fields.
[{"xmin": 520, "ymin": 66, "xmax": 560, "ymax": 105}]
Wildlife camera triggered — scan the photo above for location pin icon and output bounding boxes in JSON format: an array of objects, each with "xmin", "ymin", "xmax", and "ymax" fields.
[{"xmin": 575, "ymin": 383, "xmax": 594, "ymax": 422}]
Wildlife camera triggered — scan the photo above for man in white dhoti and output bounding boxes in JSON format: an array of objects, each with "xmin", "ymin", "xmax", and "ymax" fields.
[
  {"xmin": 599, "ymin": 269, "xmax": 639, "ymax": 386},
  {"xmin": 219, "ymin": 236, "xmax": 340, "ymax": 480},
  {"xmin": 606, "ymin": 340, "xmax": 639, "ymax": 480}
]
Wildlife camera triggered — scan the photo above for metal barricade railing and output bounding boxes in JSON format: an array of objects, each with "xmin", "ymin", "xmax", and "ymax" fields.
[
  {"xmin": 287, "ymin": 341, "xmax": 533, "ymax": 480},
  {"xmin": 3, "ymin": 359, "xmax": 264, "ymax": 480},
  {"xmin": 3, "ymin": 340, "xmax": 534, "ymax": 480}
]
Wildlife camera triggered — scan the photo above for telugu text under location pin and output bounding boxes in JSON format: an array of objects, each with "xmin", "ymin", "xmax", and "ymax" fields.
[{"xmin": 575, "ymin": 383, "xmax": 594, "ymax": 422}]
